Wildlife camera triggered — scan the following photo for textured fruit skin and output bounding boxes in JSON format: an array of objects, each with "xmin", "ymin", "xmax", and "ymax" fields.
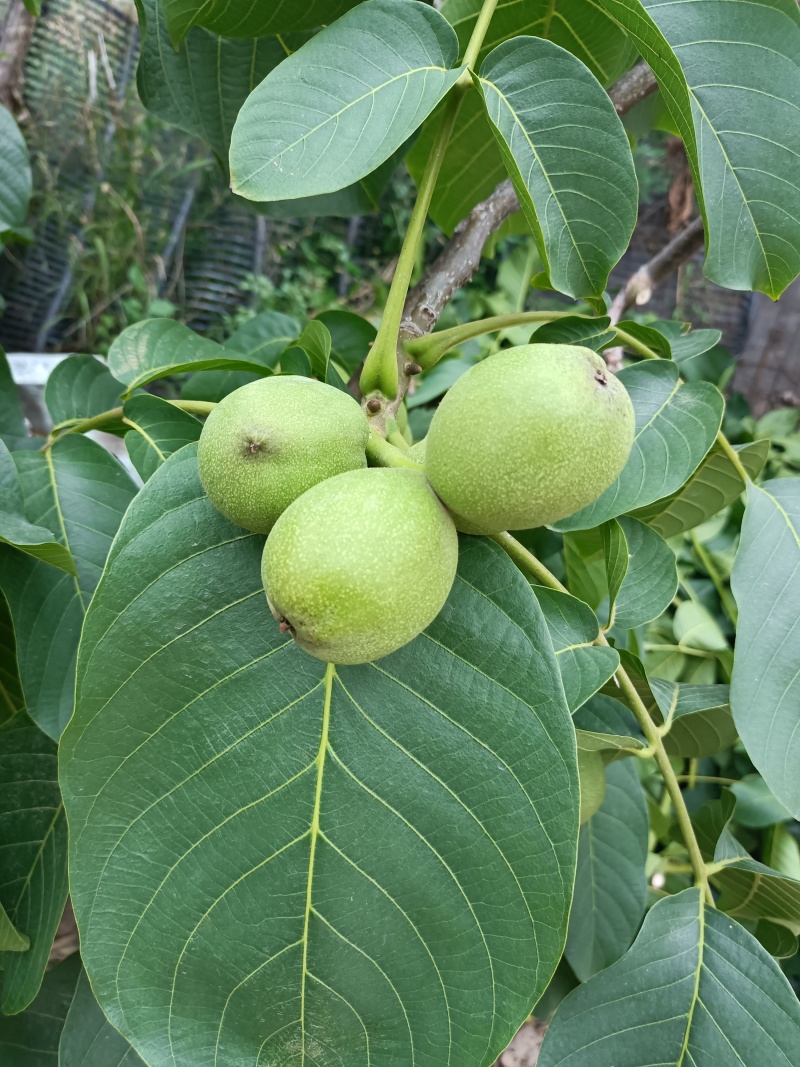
[
  {"xmin": 262, "ymin": 467, "xmax": 459, "ymax": 664},
  {"xmin": 425, "ymin": 344, "xmax": 635, "ymax": 532},
  {"xmin": 198, "ymin": 375, "xmax": 369, "ymax": 533}
]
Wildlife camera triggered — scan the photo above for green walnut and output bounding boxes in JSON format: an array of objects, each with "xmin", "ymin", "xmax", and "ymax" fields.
[
  {"xmin": 425, "ymin": 344, "xmax": 635, "ymax": 532},
  {"xmin": 198, "ymin": 375, "xmax": 369, "ymax": 533},
  {"xmin": 262, "ymin": 467, "xmax": 459, "ymax": 664}
]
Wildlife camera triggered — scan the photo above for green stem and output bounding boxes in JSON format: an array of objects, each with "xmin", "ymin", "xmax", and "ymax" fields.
[
  {"xmin": 613, "ymin": 326, "xmax": 660, "ymax": 360},
  {"xmin": 359, "ymin": 0, "xmax": 500, "ymax": 400},
  {"xmin": 365, "ymin": 428, "xmax": 424, "ymax": 471},
  {"xmin": 690, "ymin": 531, "xmax": 738, "ymax": 624},
  {"xmin": 715, "ymin": 430, "xmax": 751, "ymax": 488},
  {"xmin": 405, "ymin": 312, "xmax": 577, "ymax": 370},
  {"xmin": 404, "ymin": 313, "xmax": 664, "ymax": 371},
  {"xmin": 499, "ymin": 531, "xmax": 714, "ymax": 906}
]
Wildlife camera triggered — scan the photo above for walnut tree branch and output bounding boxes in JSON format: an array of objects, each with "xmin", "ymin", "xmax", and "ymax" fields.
[{"xmin": 401, "ymin": 62, "xmax": 659, "ymax": 341}]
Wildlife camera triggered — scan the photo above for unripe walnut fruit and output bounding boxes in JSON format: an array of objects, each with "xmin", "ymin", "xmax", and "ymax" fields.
[
  {"xmin": 262, "ymin": 468, "xmax": 459, "ymax": 664},
  {"xmin": 425, "ymin": 344, "xmax": 635, "ymax": 532},
  {"xmin": 197, "ymin": 376, "xmax": 368, "ymax": 533}
]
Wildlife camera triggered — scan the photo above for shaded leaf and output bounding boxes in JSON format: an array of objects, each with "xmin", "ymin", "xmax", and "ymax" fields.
[
  {"xmin": 598, "ymin": 0, "xmax": 800, "ymax": 298},
  {"xmin": 0, "ymin": 440, "xmax": 75, "ymax": 572},
  {"xmin": 443, "ymin": 0, "xmax": 635, "ymax": 80},
  {"xmin": 230, "ymin": 0, "xmax": 462, "ymax": 202},
  {"xmin": 411, "ymin": 0, "xmax": 635, "ymax": 233},
  {"xmin": 123, "ymin": 396, "xmax": 202, "ymax": 483},
  {"xmin": 315, "ymin": 310, "xmax": 376, "ymax": 375},
  {"xmin": 476, "ymin": 37, "xmax": 637, "ymax": 301},
  {"xmin": 0, "ymin": 712, "xmax": 68, "ymax": 1013},
  {"xmin": 614, "ymin": 516, "xmax": 677, "ymax": 629},
  {"xmin": 0, "ymin": 437, "xmax": 137, "ymax": 739},
  {"xmin": 573, "ymin": 694, "xmax": 645, "ymax": 757},
  {"xmin": 0, "ymin": 590, "xmax": 24, "ymax": 725},
  {"xmin": 539, "ymin": 887, "xmax": 800, "ymax": 1066},
  {"xmin": 601, "ymin": 519, "xmax": 627, "ymax": 625},
  {"xmin": 754, "ymin": 920, "xmax": 798, "ymax": 959},
  {"xmin": 693, "ymin": 793, "xmax": 800, "ymax": 930},
  {"xmin": 566, "ymin": 760, "xmax": 648, "ymax": 980},
  {"xmin": 61, "ymin": 450, "xmax": 578, "ymax": 1067},
  {"xmin": 577, "ymin": 749, "xmax": 605, "ymax": 823},
  {"xmin": 532, "ymin": 315, "xmax": 616, "ymax": 351},
  {"xmin": 563, "ymin": 527, "xmax": 606, "ymax": 609},
  {"xmin": 630, "ymin": 438, "xmax": 769, "ymax": 539},
  {"xmin": 225, "ymin": 310, "xmax": 299, "ymax": 365},
  {"xmin": 555, "ymin": 361, "xmax": 723, "ymax": 530},
  {"xmin": 0, "ymin": 900, "xmax": 30, "ymax": 952},
  {"xmin": 296, "ymin": 320, "xmax": 332, "ymax": 379},
  {"xmin": 650, "ymin": 680, "xmax": 736, "ymax": 759},
  {"xmin": 0, "ymin": 105, "xmax": 32, "ymax": 240},
  {"xmin": 405, "ymin": 352, "xmax": 481, "ymax": 410},
  {"xmin": 59, "ymin": 968, "xmax": 145, "ymax": 1067},
  {"xmin": 731, "ymin": 478, "xmax": 800, "ymax": 817},
  {"xmin": 136, "ymin": 0, "xmax": 291, "ymax": 164},
  {"xmin": 163, "ymin": 0, "xmax": 361, "ymax": 45},
  {"xmin": 108, "ymin": 319, "xmax": 272, "ymax": 395},
  {"xmin": 729, "ymin": 774, "xmax": 792, "ymax": 829},
  {"xmin": 673, "ymin": 600, "xmax": 728, "ymax": 653},
  {"xmin": 0, "ymin": 348, "xmax": 27, "ymax": 444},
  {"xmin": 44, "ymin": 355, "xmax": 123, "ymax": 430},
  {"xmin": 0, "ymin": 955, "xmax": 80, "ymax": 1064},
  {"xmin": 532, "ymin": 586, "xmax": 619, "ymax": 713}
]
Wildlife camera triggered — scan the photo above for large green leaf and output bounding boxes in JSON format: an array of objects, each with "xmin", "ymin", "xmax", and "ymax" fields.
[
  {"xmin": 573, "ymin": 694, "xmax": 645, "ymax": 758},
  {"xmin": 0, "ymin": 713, "xmax": 68, "ymax": 1014},
  {"xmin": 59, "ymin": 968, "xmax": 145, "ymax": 1067},
  {"xmin": 44, "ymin": 355, "xmax": 123, "ymax": 430},
  {"xmin": 163, "ymin": 0, "xmax": 361, "ymax": 46},
  {"xmin": 0, "ymin": 105, "xmax": 32, "ymax": 241},
  {"xmin": 631, "ymin": 438, "xmax": 770, "ymax": 539},
  {"xmin": 230, "ymin": 0, "xmax": 462, "ymax": 202},
  {"xmin": 0, "ymin": 440, "xmax": 75, "ymax": 572},
  {"xmin": 731, "ymin": 479, "xmax": 800, "ymax": 818},
  {"xmin": 108, "ymin": 319, "xmax": 272, "ymax": 395},
  {"xmin": 539, "ymin": 887, "xmax": 800, "ymax": 1065},
  {"xmin": 555, "ymin": 361, "xmax": 723, "ymax": 531},
  {"xmin": 409, "ymin": 0, "xmax": 634, "ymax": 234},
  {"xmin": 0, "ymin": 955, "xmax": 80, "ymax": 1065},
  {"xmin": 598, "ymin": 0, "xmax": 800, "ymax": 298},
  {"xmin": 476, "ymin": 37, "xmax": 637, "ymax": 302},
  {"xmin": 693, "ymin": 793, "xmax": 800, "ymax": 930},
  {"xmin": 0, "ymin": 437, "xmax": 137, "ymax": 739},
  {"xmin": 532, "ymin": 586, "xmax": 619, "ymax": 713},
  {"xmin": 61, "ymin": 448, "xmax": 578, "ymax": 1067},
  {"xmin": 123, "ymin": 395, "xmax": 202, "ymax": 483},
  {"xmin": 565, "ymin": 760, "xmax": 647, "ymax": 981},
  {"xmin": 136, "ymin": 0, "xmax": 289, "ymax": 164}
]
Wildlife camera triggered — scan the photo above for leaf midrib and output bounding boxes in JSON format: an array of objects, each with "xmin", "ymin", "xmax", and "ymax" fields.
[{"xmin": 300, "ymin": 661, "xmax": 334, "ymax": 1065}]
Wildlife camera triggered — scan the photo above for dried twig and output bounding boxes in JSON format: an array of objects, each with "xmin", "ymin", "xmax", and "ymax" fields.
[
  {"xmin": 401, "ymin": 62, "xmax": 659, "ymax": 340},
  {"xmin": 608, "ymin": 216, "xmax": 706, "ymax": 325}
]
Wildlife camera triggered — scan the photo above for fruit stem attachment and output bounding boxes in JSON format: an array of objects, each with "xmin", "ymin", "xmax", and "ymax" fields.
[
  {"xmin": 404, "ymin": 313, "xmax": 666, "ymax": 370},
  {"xmin": 715, "ymin": 430, "xmax": 751, "ymax": 488},
  {"xmin": 365, "ymin": 428, "xmax": 424, "ymax": 471},
  {"xmin": 497, "ymin": 530, "xmax": 714, "ymax": 906},
  {"xmin": 359, "ymin": 0, "xmax": 500, "ymax": 404}
]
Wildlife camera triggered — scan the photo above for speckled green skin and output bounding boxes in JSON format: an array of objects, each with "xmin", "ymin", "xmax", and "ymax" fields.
[
  {"xmin": 426, "ymin": 344, "xmax": 635, "ymax": 533},
  {"xmin": 198, "ymin": 376, "xmax": 369, "ymax": 533},
  {"xmin": 262, "ymin": 468, "xmax": 459, "ymax": 664},
  {"xmin": 406, "ymin": 438, "xmax": 427, "ymax": 465}
]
